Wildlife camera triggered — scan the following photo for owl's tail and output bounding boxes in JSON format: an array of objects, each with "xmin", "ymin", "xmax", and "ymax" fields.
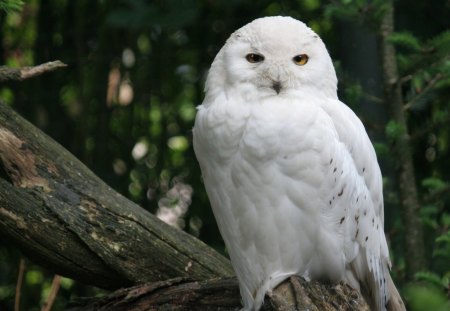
[
  {"xmin": 346, "ymin": 251, "xmax": 406, "ymax": 311},
  {"xmin": 386, "ymin": 273, "xmax": 406, "ymax": 311}
]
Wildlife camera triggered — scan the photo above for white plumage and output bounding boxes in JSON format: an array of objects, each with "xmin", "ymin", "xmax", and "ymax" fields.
[{"xmin": 193, "ymin": 16, "xmax": 405, "ymax": 311}]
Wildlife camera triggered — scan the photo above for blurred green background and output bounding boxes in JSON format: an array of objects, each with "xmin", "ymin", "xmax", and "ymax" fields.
[{"xmin": 0, "ymin": 0, "xmax": 449, "ymax": 310}]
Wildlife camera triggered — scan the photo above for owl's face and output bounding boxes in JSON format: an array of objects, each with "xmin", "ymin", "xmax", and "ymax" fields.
[{"xmin": 206, "ymin": 16, "xmax": 338, "ymax": 100}]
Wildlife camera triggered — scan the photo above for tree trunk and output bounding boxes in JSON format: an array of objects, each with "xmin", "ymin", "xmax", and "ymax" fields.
[
  {"xmin": 379, "ymin": 0, "xmax": 426, "ymax": 277},
  {"xmin": 0, "ymin": 100, "xmax": 370, "ymax": 309}
]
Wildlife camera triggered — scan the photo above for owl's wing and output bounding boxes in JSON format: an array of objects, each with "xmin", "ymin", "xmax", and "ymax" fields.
[
  {"xmin": 322, "ymin": 101, "xmax": 385, "ymax": 225},
  {"xmin": 320, "ymin": 99, "xmax": 391, "ymax": 311}
]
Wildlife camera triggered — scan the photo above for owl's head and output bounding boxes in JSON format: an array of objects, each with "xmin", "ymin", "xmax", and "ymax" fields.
[{"xmin": 205, "ymin": 16, "xmax": 338, "ymax": 100}]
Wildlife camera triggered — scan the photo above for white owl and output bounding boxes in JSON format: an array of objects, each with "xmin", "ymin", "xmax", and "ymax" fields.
[{"xmin": 193, "ymin": 16, "xmax": 405, "ymax": 311}]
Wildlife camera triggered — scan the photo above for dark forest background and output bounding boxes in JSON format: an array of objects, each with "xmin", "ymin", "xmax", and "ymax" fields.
[{"xmin": 0, "ymin": 0, "xmax": 449, "ymax": 310}]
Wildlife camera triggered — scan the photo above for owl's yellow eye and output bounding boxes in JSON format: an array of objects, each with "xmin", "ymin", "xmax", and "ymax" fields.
[
  {"xmin": 293, "ymin": 54, "xmax": 309, "ymax": 66},
  {"xmin": 246, "ymin": 53, "xmax": 265, "ymax": 63}
]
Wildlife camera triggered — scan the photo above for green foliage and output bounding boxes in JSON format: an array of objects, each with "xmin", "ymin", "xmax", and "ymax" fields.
[
  {"xmin": 395, "ymin": 30, "xmax": 450, "ymax": 113},
  {"xmin": 415, "ymin": 271, "xmax": 448, "ymax": 290},
  {"xmin": 421, "ymin": 177, "xmax": 448, "ymax": 191},
  {"xmin": 429, "ymin": 31, "xmax": 450, "ymax": 60},
  {"xmin": 404, "ymin": 282, "xmax": 449, "ymax": 311},
  {"xmin": 324, "ymin": 0, "xmax": 388, "ymax": 27},
  {"xmin": 343, "ymin": 79, "xmax": 364, "ymax": 106},
  {"xmin": 373, "ymin": 142, "xmax": 390, "ymax": 158},
  {"xmin": 404, "ymin": 271, "xmax": 449, "ymax": 311},
  {"xmin": 385, "ymin": 120, "xmax": 406, "ymax": 140},
  {"xmin": 388, "ymin": 32, "xmax": 421, "ymax": 52},
  {"xmin": 390, "ymin": 22, "xmax": 450, "ymax": 299},
  {"xmin": 0, "ymin": 0, "xmax": 23, "ymax": 14},
  {"xmin": 434, "ymin": 230, "xmax": 450, "ymax": 260}
]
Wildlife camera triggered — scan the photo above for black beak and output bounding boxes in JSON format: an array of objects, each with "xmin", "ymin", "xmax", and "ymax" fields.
[{"xmin": 272, "ymin": 81, "xmax": 282, "ymax": 94}]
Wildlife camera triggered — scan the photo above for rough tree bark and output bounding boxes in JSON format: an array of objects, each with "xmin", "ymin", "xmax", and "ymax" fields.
[
  {"xmin": 67, "ymin": 277, "xmax": 369, "ymax": 311},
  {"xmin": 0, "ymin": 64, "xmax": 370, "ymax": 309},
  {"xmin": 379, "ymin": 0, "xmax": 426, "ymax": 278},
  {"xmin": 0, "ymin": 101, "xmax": 233, "ymax": 289}
]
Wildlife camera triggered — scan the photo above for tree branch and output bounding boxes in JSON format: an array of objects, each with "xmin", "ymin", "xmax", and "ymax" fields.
[
  {"xmin": 67, "ymin": 276, "xmax": 369, "ymax": 311},
  {"xmin": 0, "ymin": 61, "xmax": 67, "ymax": 82},
  {"xmin": 0, "ymin": 102, "xmax": 233, "ymax": 289},
  {"xmin": 403, "ymin": 73, "xmax": 443, "ymax": 111}
]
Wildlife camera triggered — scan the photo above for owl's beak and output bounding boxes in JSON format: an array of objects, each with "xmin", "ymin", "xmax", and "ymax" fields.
[{"xmin": 272, "ymin": 81, "xmax": 282, "ymax": 94}]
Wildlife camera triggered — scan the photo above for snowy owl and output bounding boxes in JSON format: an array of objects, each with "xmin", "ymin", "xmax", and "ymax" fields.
[{"xmin": 193, "ymin": 16, "xmax": 405, "ymax": 311}]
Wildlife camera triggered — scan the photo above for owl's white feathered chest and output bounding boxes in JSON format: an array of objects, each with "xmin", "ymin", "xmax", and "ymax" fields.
[{"xmin": 193, "ymin": 90, "xmax": 389, "ymax": 310}]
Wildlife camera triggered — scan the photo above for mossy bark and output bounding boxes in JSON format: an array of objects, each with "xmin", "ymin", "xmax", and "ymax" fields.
[{"xmin": 0, "ymin": 102, "xmax": 233, "ymax": 289}]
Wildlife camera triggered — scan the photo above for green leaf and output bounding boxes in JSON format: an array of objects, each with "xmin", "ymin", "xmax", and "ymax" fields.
[
  {"xmin": 435, "ymin": 234, "xmax": 450, "ymax": 244},
  {"xmin": 433, "ymin": 229, "xmax": 450, "ymax": 259},
  {"xmin": 414, "ymin": 271, "xmax": 447, "ymax": 288},
  {"xmin": 373, "ymin": 142, "xmax": 389, "ymax": 157},
  {"xmin": 430, "ymin": 30, "xmax": 450, "ymax": 54},
  {"xmin": 0, "ymin": 0, "xmax": 23, "ymax": 14},
  {"xmin": 441, "ymin": 213, "xmax": 450, "ymax": 227},
  {"xmin": 420, "ymin": 205, "xmax": 439, "ymax": 229},
  {"xmin": 405, "ymin": 283, "xmax": 449, "ymax": 311},
  {"xmin": 421, "ymin": 177, "xmax": 447, "ymax": 190},
  {"xmin": 388, "ymin": 32, "xmax": 421, "ymax": 51},
  {"xmin": 385, "ymin": 120, "xmax": 405, "ymax": 140}
]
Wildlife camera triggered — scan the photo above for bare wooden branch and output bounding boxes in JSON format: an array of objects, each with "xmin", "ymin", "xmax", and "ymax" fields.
[
  {"xmin": 14, "ymin": 258, "xmax": 26, "ymax": 311},
  {"xmin": 0, "ymin": 61, "xmax": 67, "ymax": 82},
  {"xmin": 41, "ymin": 275, "xmax": 62, "ymax": 311}
]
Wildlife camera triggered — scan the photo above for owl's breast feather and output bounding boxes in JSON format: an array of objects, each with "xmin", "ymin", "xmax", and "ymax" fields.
[
  {"xmin": 194, "ymin": 93, "xmax": 251, "ymax": 163},
  {"xmin": 195, "ymin": 93, "xmax": 337, "ymax": 167}
]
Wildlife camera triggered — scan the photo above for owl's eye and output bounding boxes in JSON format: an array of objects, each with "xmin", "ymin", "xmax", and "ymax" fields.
[
  {"xmin": 293, "ymin": 54, "xmax": 309, "ymax": 66},
  {"xmin": 246, "ymin": 53, "xmax": 265, "ymax": 63}
]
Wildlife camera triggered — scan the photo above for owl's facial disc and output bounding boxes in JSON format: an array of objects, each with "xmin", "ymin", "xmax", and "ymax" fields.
[
  {"xmin": 261, "ymin": 63, "xmax": 290, "ymax": 95},
  {"xmin": 244, "ymin": 52, "xmax": 288, "ymax": 95},
  {"xmin": 269, "ymin": 54, "xmax": 307, "ymax": 94},
  {"xmin": 216, "ymin": 17, "xmax": 338, "ymax": 99}
]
